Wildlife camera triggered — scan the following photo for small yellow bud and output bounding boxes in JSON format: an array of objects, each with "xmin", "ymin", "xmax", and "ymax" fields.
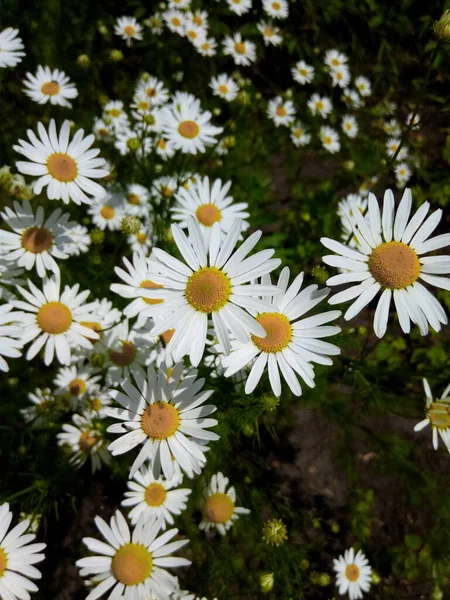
[
  {"xmin": 434, "ymin": 10, "xmax": 450, "ymax": 41},
  {"xmin": 76, "ymin": 54, "xmax": 90, "ymax": 68},
  {"xmin": 126, "ymin": 137, "xmax": 141, "ymax": 151},
  {"xmin": 260, "ymin": 573, "xmax": 274, "ymax": 593},
  {"xmin": 263, "ymin": 518, "xmax": 288, "ymax": 546},
  {"xmin": 110, "ymin": 49, "xmax": 124, "ymax": 62},
  {"xmin": 121, "ymin": 216, "xmax": 142, "ymax": 235},
  {"xmin": 90, "ymin": 229, "xmax": 105, "ymax": 244}
]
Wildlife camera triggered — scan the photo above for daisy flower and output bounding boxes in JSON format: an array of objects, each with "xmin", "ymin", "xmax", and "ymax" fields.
[
  {"xmin": 60, "ymin": 223, "xmax": 91, "ymax": 256},
  {"xmin": 114, "ymin": 16, "xmax": 143, "ymax": 46},
  {"xmin": 114, "ymin": 126, "xmax": 152, "ymax": 157},
  {"xmin": 321, "ymin": 188, "xmax": 450, "ymax": 337},
  {"xmin": 223, "ymin": 268, "xmax": 341, "ymax": 396},
  {"xmin": 262, "ymin": 0, "xmax": 289, "ymax": 19},
  {"xmin": 163, "ymin": 9, "xmax": 186, "ymax": 34},
  {"xmin": 414, "ymin": 378, "xmax": 450, "ymax": 452},
  {"xmin": 290, "ymin": 122, "xmax": 311, "ymax": 147},
  {"xmin": 23, "ymin": 65, "xmax": 78, "ymax": 107},
  {"xmin": 292, "ymin": 60, "xmax": 314, "ymax": 85},
  {"xmin": 58, "ymin": 412, "xmax": 110, "ymax": 472},
  {"xmin": 333, "ymin": 547, "xmax": 372, "ymax": 599},
  {"xmin": 123, "ymin": 183, "xmax": 151, "ymax": 219},
  {"xmin": 135, "ymin": 76, "xmax": 169, "ymax": 107},
  {"xmin": 78, "ymin": 297, "xmax": 122, "ymax": 342},
  {"xmin": 54, "ymin": 365, "xmax": 101, "ymax": 401},
  {"xmin": 152, "ymin": 176, "xmax": 179, "ymax": 201},
  {"xmin": 406, "ymin": 111, "xmax": 420, "ymax": 129},
  {"xmin": 195, "ymin": 37, "xmax": 218, "ymax": 57},
  {"xmin": 227, "ymin": 0, "xmax": 252, "ymax": 16},
  {"xmin": 87, "ymin": 192, "xmax": 126, "ymax": 231},
  {"xmin": 0, "ymin": 28, "xmax": 25, "ymax": 68},
  {"xmin": 307, "ymin": 94, "xmax": 332, "ymax": 118},
  {"xmin": 337, "ymin": 194, "xmax": 368, "ymax": 248},
  {"xmin": 13, "ymin": 273, "xmax": 98, "ymax": 365},
  {"xmin": 93, "ymin": 119, "xmax": 112, "ymax": 142},
  {"xmin": 77, "ymin": 510, "xmax": 189, "ymax": 600},
  {"xmin": 169, "ymin": 0, "xmax": 191, "ymax": 8},
  {"xmin": 0, "ymin": 503, "xmax": 46, "ymax": 599},
  {"xmin": 184, "ymin": 23, "xmax": 207, "ymax": 45},
  {"xmin": 386, "ymin": 137, "xmax": 409, "ymax": 161},
  {"xmin": 257, "ymin": 21, "xmax": 282, "ymax": 46},
  {"xmin": 267, "ymin": 96, "xmax": 295, "ymax": 127},
  {"xmin": 0, "ymin": 200, "xmax": 78, "ymax": 277},
  {"xmin": 103, "ymin": 100, "xmax": 130, "ymax": 132},
  {"xmin": 223, "ymin": 34, "xmax": 256, "ymax": 66},
  {"xmin": 106, "ymin": 362, "xmax": 219, "ymax": 478},
  {"xmin": 354, "ymin": 75, "xmax": 372, "ymax": 97},
  {"xmin": 161, "ymin": 102, "xmax": 223, "ymax": 155},
  {"xmin": 122, "ymin": 465, "xmax": 191, "ymax": 527},
  {"xmin": 324, "ymin": 49, "xmax": 348, "ymax": 69},
  {"xmin": 146, "ymin": 12, "xmax": 164, "ymax": 34},
  {"xmin": 320, "ymin": 126, "xmax": 340, "ymax": 153},
  {"xmin": 128, "ymin": 227, "xmax": 154, "ymax": 255},
  {"xmin": 395, "ymin": 163, "xmax": 411, "ymax": 187},
  {"xmin": 143, "ymin": 218, "xmax": 281, "ymax": 366},
  {"xmin": 342, "ymin": 115, "xmax": 358, "ymax": 138},
  {"xmin": 21, "ymin": 387, "xmax": 55, "ymax": 426},
  {"xmin": 383, "ymin": 118, "xmax": 401, "ymax": 137},
  {"xmin": 171, "ymin": 176, "xmax": 250, "ymax": 244},
  {"xmin": 342, "ymin": 89, "xmax": 362, "ymax": 109},
  {"xmin": 199, "ymin": 472, "xmax": 250, "ymax": 536},
  {"xmin": 0, "ymin": 303, "xmax": 22, "ymax": 372},
  {"xmin": 331, "ymin": 65, "xmax": 350, "ymax": 88},
  {"xmin": 186, "ymin": 10, "xmax": 208, "ymax": 28},
  {"xmin": 14, "ymin": 119, "xmax": 109, "ymax": 205},
  {"xmin": 0, "ymin": 259, "xmax": 24, "ymax": 301},
  {"xmin": 210, "ymin": 74, "xmax": 239, "ymax": 101},
  {"xmin": 155, "ymin": 137, "xmax": 177, "ymax": 160}
]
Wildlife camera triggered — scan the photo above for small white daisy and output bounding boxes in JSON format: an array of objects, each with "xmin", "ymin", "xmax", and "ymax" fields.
[
  {"xmin": 262, "ymin": 0, "xmax": 288, "ymax": 19},
  {"xmin": 322, "ymin": 188, "xmax": 450, "ymax": 337},
  {"xmin": 414, "ymin": 378, "xmax": 450, "ymax": 452},
  {"xmin": 307, "ymin": 94, "xmax": 333, "ymax": 118},
  {"xmin": 103, "ymin": 100, "xmax": 130, "ymax": 132},
  {"xmin": 267, "ymin": 96, "xmax": 295, "ymax": 127},
  {"xmin": 23, "ymin": 65, "xmax": 78, "ymax": 107},
  {"xmin": 169, "ymin": 0, "xmax": 191, "ymax": 8},
  {"xmin": 123, "ymin": 183, "xmax": 151, "ymax": 219},
  {"xmin": 186, "ymin": 9, "xmax": 209, "ymax": 28},
  {"xmin": 58, "ymin": 412, "xmax": 110, "ymax": 472},
  {"xmin": 21, "ymin": 387, "xmax": 55, "ymax": 426},
  {"xmin": 223, "ymin": 33, "xmax": 256, "ymax": 66},
  {"xmin": 93, "ymin": 118, "xmax": 113, "ymax": 141},
  {"xmin": 184, "ymin": 23, "xmax": 207, "ymax": 45},
  {"xmin": 194, "ymin": 37, "xmax": 218, "ymax": 57},
  {"xmin": 257, "ymin": 21, "xmax": 282, "ymax": 46},
  {"xmin": 87, "ymin": 192, "xmax": 126, "ymax": 231},
  {"xmin": 146, "ymin": 12, "xmax": 164, "ymax": 35},
  {"xmin": 341, "ymin": 115, "xmax": 358, "ymax": 138},
  {"xmin": 386, "ymin": 137, "xmax": 409, "ymax": 161},
  {"xmin": 106, "ymin": 362, "xmax": 219, "ymax": 478},
  {"xmin": 0, "ymin": 303, "xmax": 22, "ymax": 372},
  {"xmin": 54, "ymin": 364, "xmax": 101, "ymax": 401},
  {"xmin": 324, "ymin": 49, "xmax": 348, "ymax": 69},
  {"xmin": 134, "ymin": 75, "xmax": 169, "ymax": 107},
  {"xmin": 406, "ymin": 111, "xmax": 420, "ymax": 129},
  {"xmin": 114, "ymin": 16, "xmax": 144, "ymax": 46},
  {"xmin": 210, "ymin": 74, "xmax": 239, "ymax": 101},
  {"xmin": 77, "ymin": 297, "xmax": 122, "ymax": 342},
  {"xmin": 59, "ymin": 223, "xmax": 91, "ymax": 256},
  {"xmin": 383, "ymin": 118, "xmax": 401, "ymax": 137},
  {"xmin": 155, "ymin": 136, "xmax": 177, "ymax": 160},
  {"xmin": 0, "ymin": 28, "xmax": 25, "ymax": 68},
  {"xmin": 331, "ymin": 65, "xmax": 351, "ymax": 89},
  {"xmin": 199, "ymin": 472, "xmax": 250, "ymax": 536},
  {"xmin": 320, "ymin": 126, "xmax": 340, "ymax": 153},
  {"xmin": 342, "ymin": 89, "xmax": 362, "ymax": 109},
  {"xmin": 290, "ymin": 122, "xmax": 311, "ymax": 147},
  {"xmin": 395, "ymin": 162, "xmax": 411, "ymax": 187},
  {"xmin": 354, "ymin": 76, "xmax": 372, "ymax": 97},
  {"xmin": 333, "ymin": 547, "xmax": 371, "ymax": 599},
  {"xmin": 291, "ymin": 60, "xmax": 314, "ymax": 85},
  {"xmin": 227, "ymin": 0, "xmax": 252, "ymax": 16},
  {"xmin": 122, "ymin": 465, "xmax": 191, "ymax": 527},
  {"xmin": 337, "ymin": 194, "xmax": 368, "ymax": 248},
  {"xmin": 14, "ymin": 119, "xmax": 109, "ymax": 205},
  {"xmin": 128, "ymin": 227, "xmax": 154, "ymax": 255},
  {"xmin": 163, "ymin": 9, "xmax": 186, "ymax": 34}
]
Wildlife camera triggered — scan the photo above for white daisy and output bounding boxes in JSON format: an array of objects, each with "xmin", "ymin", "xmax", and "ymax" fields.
[
  {"xmin": 123, "ymin": 184, "xmax": 151, "ymax": 219},
  {"xmin": 395, "ymin": 162, "xmax": 411, "ymax": 187},
  {"xmin": 331, "ymin": 65, "xmax": 350, "ymax": 89},
  {"xmin": 93, "ymin": 119, "xmax": 113, "ymax": 142},
  {"xmin": 87, "ymin": 192, "xmax": 126, "ymax": 231},
  {"xmin": 223, "ymin": 34, "xmax": 256, "ymax": 66},
  {"xmin": 54, "ymin": 364, "xmax": 101, "ymax": 401},
  {"xmin": 199, "ymin": 472, "xmax": 250, "ymax": 536},
  {"xmin": 128, "ymin": 227, "xmax": 154, "ymax": 255},
  {"xmin": 161, "ymin": 101, "xmax": 222, "ymax": 155},
  {"xmin": 146, "ymin": 12, "xmax": 164, "ymax": 35},
  {"xmin": 406, "ymin": 111, "xmax": 420, "ymax": 129},
  {"xmin": 342, "ymin": 89, "xmax": 362, "ymax": 109},
  {"xmin": 77, "ymin": 297, "xmax": 122, "ymax": 342},
  {"xmin": 324, "ymin": 49, "xmax": 348, "ymax": 69},
  {"xmin": 320, "ymin": 126, "xmax": 340, "ymax": 153},
  {"xmin": 0, "ymin": 502, "xmax": 46, "ymax": 599},
  {"xmin": 23, "ymin": 65, "xmax": 78, "ymax": 107},
  {"xmin": 337, "ymin": 194, "xmax": 368, "ymax": 248},
  {"xmin": 267, "ymin": 96, "xmax": 295, "ymax": 127},
  {"xmin": 321, "ymin": 188, "xmax": 450, "ymax": 337},
  {"xmin": 0, "ymin": 259, "xmax": 25, "ymax": 301},
  {"xmin": 257, "ymin": 21, "xmax": 282, "ymax": 46},
  {"xmin": 186, "ymin": 10, "xmax": 209, "ymax": 28},
  {"xmin": 307, "ymin": 94, "xmax": 332, "ymax": 118},
  {"xmin": 155, "ymin": 136, "xmax": 177, "ymax": 160},
  {"xmin": 184, "ymin": 23, "xmax": 207, "ymax": 45},
  {"xmin": 143, "ymin": 218, "xmax": 281, "ymax": 366},
  {"xmin": 262, "ymin": 0, "xmax": 289, "ymax": 19},
  {"xmin": 0, "ymin": 28, "xmax": 25, "ymax": 68},
  {"xmin": 21, "ymin": 387, "xmax": 55, "ymax": 426},
  {"xmin": 103, "ymin": 100, "xmax": 130, "ymax": 132},
  {"xmin": 83, "ymin": 389, "xmax": 113, "ymax": 418},
  {"xmin": 59, "ymin": 223, "xmax": 91, "ymax": 256},
  {"xmin": 0, "ymin": 303, "xmax": 22, "ymax": 372},
  {"xmin": 341, "ymin": 115, "xmax": 358, "ymax": 138},
  {"xmin": 291, "ymin": 60, "xmax": 314, "ymax": 85},
  {"xmin": 122, "ymin": 465, "xmax": 191, "ymax": 527},
  {"xmin": 0, "ymin": 200, "xmax": 78, "ymax": 277},
  {"xmin": 114, "ymin": 16, "xmax": 144, "ymax": 46},
  {"xmin": 169, "ymin": 0, "xmax": 191, "ymax": 8},
  {"xmin": 414, "ymin": 378, "xmax": 450, "ymax": 452},
  {"xmin": 14, "ymin": 119, "xmax": 109, "ymax": 205},
  {"xmin": 227, "ymin": 0, "xmax": 252, "ymax": 16},
  {"xmin": 171, "ymin": 176, "xmax": 250, "ymax": 244},
  {"xmin": 210, "ymin": 74, "xmax": 239, "ymax": 101},
  {"xmin": 386, "ymin": 137, "xmax": 409, "ymax": 161},
  {"xmin": 354, "ymin": 75, "xmax": 372, "ymax": 97},
  {"xmin": 333, "ymin": 547, "xmax": 372, "ymax": 599},
  {"xmin": 114, "ymin": 126, "xmax": 152, "ymax": 157},
  {"xmin": 76, "ymin": 510, "xmax": 190, "ymax": 600},
  {"xmin": 383, "ymin": 118, "xmax": 401, "ymax": 137},
  {"xmin": 13, "ymin": 273, "xmax": 98, "ymax": 365},
  {"xmin": 106, "ymin": 362, "xmax": 219, "ymax": 478},
  {"xmin": 134, "ymin": 75, "xmax": 169, "ymax": 107},
  {"xmin": 223, "ymin": 268, "xmax": 341, "ymax": 396},
  {"xmin": 58, "ymin": 412, "xmax": 110, "ymax": 472},
  {"xmin": 194, "ymin": 37, "xmax": 218, "ymax": 57},
  {"xmin": 152, "ymin": 176, "xmax": 179, "ymax": 202},
  {"xmin": 163, "ymin": 9, "xmax": 186, "ymax": 34},
  {"xmin": 290, "ymin": 122, "xmax": 311, "ymax": 147}
]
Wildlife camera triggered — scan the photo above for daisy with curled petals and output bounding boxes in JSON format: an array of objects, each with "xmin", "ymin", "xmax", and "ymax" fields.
[
  {"xmin": 76, "ymin": 510, "xmax": 190, "ymax": 600},
  {"xmin": 122, "ymin": 465, "xmax": 191, "ymax": 527},
  {"xmin": 290, "ymin": 122, "xmax": 311, "ymax": 147},
  {"xmin": 307, "ymin": 94, "xmax": 332, "ymax": 118},
  {"xmin": 13, "ymin": 273, "xmax": 98, "ymax": 365},
  {"xmin": 161, "ymin": 102, "xmax": 223, "ymax": 155},
  {"xmin": 355, "ymin": 75, "xmax": 372, "ymax": 97},
  {"xmin": 414, "ymin": 378, "xmax": 450, "ymax": 452},
  {"xmin": 342, "ymin": 115, "xmax": 358, "ymax": 138},
  {"xmin": 143, "ymin": 218, "xmax": 281, "ymax": 366},
  {"xmin": 292, "ymin": 60, "xmax": 314, "ymax": 85},
  {"xmin": 0, "ymin": 28, "xmax": 25, "ymax": 68},
  {"xmin": 199, "ymin": 472, "xmax": 250, "ymax": 536},
  {"xmin": 262, "ymin": 0, "xmax": 289, "ymax": 19},
  {"xmin": 0, "ymin": 200, "xmax": 78, "ymax": 278},
  {"xmin": 0, "ymin": 303, "xmax": 22, "ymax": 372},
  {"xmin": 14, "ymin": 119, "xmax": 109, "ymax": 205},
  {"xmin": 223, "ymin": 268, "xmax": 341, "ymax": 397},
  {"xmin": 320, "ymin": 126, "xmax": 340, "ymax": 153},
  {"xmin": 114, "ymin": 16, "xmax": 143, "ymax": 46},
  {"xmin": 210, "ymin": 74, "xmax": 239, "ymax": 102},
  {"xmin": 105, "ymin": 362, "xmax": 219, "ymax": 478},
  {"xmin": 23, "ymin": 65, "xmax": 78, "ymax": 107},
  {"xmin": 223, "ymin": 33, "xmax": 256, "ymax": 66},
  {"xmin": 0, "ymin": 502, "xmax": 46, "ymax": 600},
  {"xmin": 257, "ymin": 21, "xmax": 282, "ymax": 46},
  {"xmin": 57, "ymin": 412, "xmax": 110, "ymax": 473},
  {"xmin": 171, "ymin": 176, "xmax": 250, "ymax": 244},
  {"xmin": 333, "ymin": 547, "xmax": 371, "ymax": 599},
  {"xmin": 267, "ymin": 96, "xmax": 295, "ymax": 127},
  {"xmin": 321, "ymin": 188, "xmax": 450, "ymax": 338},
  {"xmin": 227, "ymin": 0, "xmax": 252, "ymax": 16}
]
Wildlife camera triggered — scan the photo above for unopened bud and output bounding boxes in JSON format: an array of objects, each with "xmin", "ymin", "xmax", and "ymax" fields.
[
  {"xmin": 263, "ymin": 518, "xmax": 288, "ymax": 546},
  {"xmin": 260, "ymin": 573, "xmax": 274, "ymax": 593},
  {"xmin": 110, "ymin": 49, "xmax": 124, "ymax": 62},
  {"xmin": 434, "ymin": 10, "xmax": 450, "ymax": 41},
  {"xmin": 121, "ymin": 216, "xmax": 142, "ymax": 235},
  {"xmin": 90, "ymin": 229, "xmax": 105, "ymax": 244},
  {"xmin": 77, "ymin": 54, "xmax": 90, "ymax": 68}
]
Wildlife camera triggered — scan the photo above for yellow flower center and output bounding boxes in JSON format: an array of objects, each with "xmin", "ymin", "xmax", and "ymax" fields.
[
  {"xmin": 272, "ymin": 1, "xmax": 281, "ymax": 9},
  {"xmin": 47, "ymin": 153, "xmax": 78, "ymax": 182},
  {"xmin": 138, "ymin": 101, "xmax": 150, "ymax": 111},
  {"xmin": 0, "ymin": 548, "xmax": 8, "ymax": 578},
  {"xmin": 345, "ymin": 563, "xmax": 360, "ymax": 582},
  {"xmin": 100, "ymin": 205, "xmax": 115, "ymax": 220},
  {"xmin": 124, "ymin": 25, "xmax": 136, "ymax": 36},
  {"xmin": 171, "ymin": 17, "xmax": 181, "ymax": 27},
  {"xmin": 158, "ymin": 139, "xmax": 167, "ymax": 150},
  {"xmin": 368, "ymin": 241, "xmax": 421, "ymax": 289},
  {"xmin": 141, "ymin": 402, "xmax": 180, "ymax": 439},
  {"xmin": 69, "ymin": 378, "xmax": 87, "ymax": 397},
  {"xmin": 187, "ymin": 30, "xmax": 197, "ymax": 40},
  {"xmin": 185, "ymin": 267, "xmax": 232, "ymax": 313},
  {"xmin": 108, "ymin": 108, "xmax": 121, "ymax": 118},
  {"xmin": 137, "ymin": 232, "xmax": 148, "ymax": 244},
  {"xmin": 193, "ymin": 15, "xmax": 203, "ymax": 25},
  {"xmin": 112, "ymin": 544, "xmax": 153, "ymax": 586},
  {"xmin": 41, "ymin": 81, "xmax": 60, "ymax": 96},
  {"xmin": 299, "ymin": 68, "xmax": 308, "ymax": 76},
  {"xmin": 345, "ymin": 123, "xmax": 352, "ymax": 130},
  {"xmin": 294, "ymin": 128, "xmax": 303, "ymax": 138},
  {"xmin": 80, "ymin": 321, "xmax": 102, "ymax": 339},
  {"xmin": 265, "ymin": 27, "xmax": 274, "ymax": 36},
  {"xmin": 140, "ymin": 279, "xmax": 164, "ymax": 305},
  {"xmin": 196, "ymin": 204, "xmax": 222, "ymax": 227},
  {"xmin": 145, "ymin": 482, "xmax": 167, "ymax": 506},
  {"xmin": 276, "ymin": 106, "xmax": 287, "ymax": 117},
  {"xmin": 204, "ymin": 493, "xmax": 234, "ymax": 524},
  {"xmin": 316, "ymin": 101, "xmax": 324, "ymax": 111},
  {"xmin": 78, "ymin": 431, "xmax": 98, "ymax": 452},
  {"xmin": 218, "ymin": 84, "xmax": 228, "ymax": 95},
  {"xmin": 427, "ymin": 401, "xmax": 450, "ymax": 430},
  {"xmin": 37, "ymin": 302, "xmax": 73, "ymax": 334},
  {"xmin": 323, "ymin": 136, "xmax": 332, "ymax": 145},
  {"xmin": 178, "ymin": 120, "xmax": 200, "ymax": 139},
  {"xmin": 331, "ymin": 57, "xmax": 339, "ymax": 66},
  {"xmin": 127, "ymin": 193, "xmax": 140, "ymax": 205},
  {"xmin": 110, "ymin": 341, "xmax": 136, "ymax": 366},
  {"xmin": 234, "ymin": 42, "xmax": 246, "ymax": 55},
  {"xmin": 202, "ymin": 42, "xmax": 211, "ymax": 50},
  {"xmin": 21, "ymin": 226, "xmax": 53, "ymax": 253},
  {"xmin": 87, "ymin": 397, "xmax": 103, "ymax": 411},
  {"xmin": 251, "ymin": 312, "xmax": 292, "ymax": 353},
  {"xmin": 337, "ymin": 72, "xmax": 343, "ymax": 80},
  {"xmin": 161, "ymin": 329, "xmax": 175, "ymax": 344}
]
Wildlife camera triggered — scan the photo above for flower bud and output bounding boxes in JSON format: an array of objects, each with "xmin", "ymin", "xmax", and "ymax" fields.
[
  {"xmin": 121, "ymin": 216, "xmax": 142, "ymax": 235},
  {"xmin": 76, "ymin": 54, "xmax": 90, "ymax": 68},
  {"xmin": 434, "ymin": 10, "xmax": 450, "ymax": 41},
  {"xmin": 260, "ymin": 573, "xmax": 274, "ymax": 593},
  {"xmin": 263, "ymin": 518, "xmax": 288, "ymax": 546}
]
